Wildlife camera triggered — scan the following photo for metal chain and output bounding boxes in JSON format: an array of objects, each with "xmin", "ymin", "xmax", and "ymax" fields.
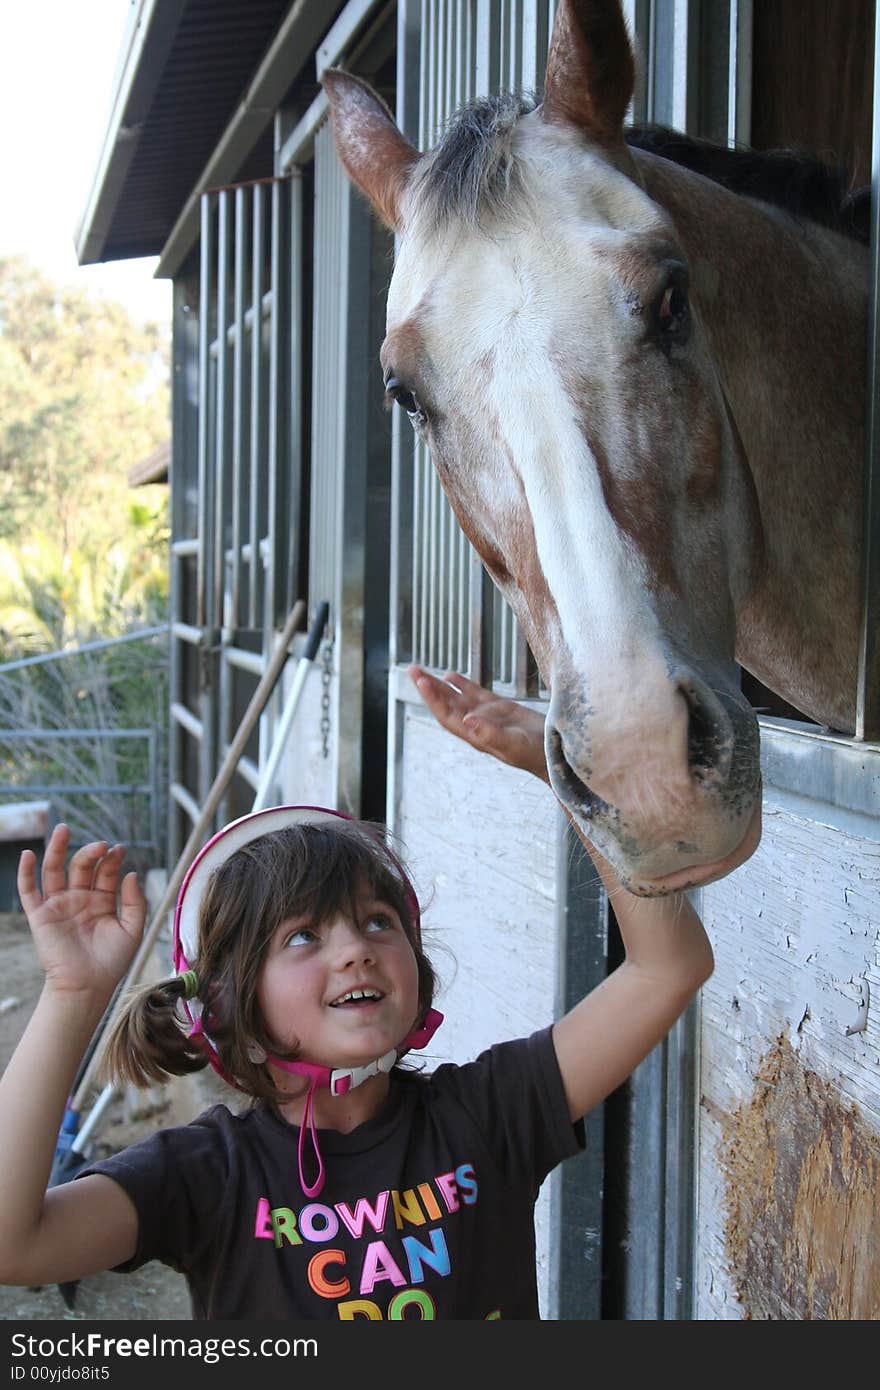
[{"xmin": 320, "ymin": 638, "xmax": 333, "ymax": 759}]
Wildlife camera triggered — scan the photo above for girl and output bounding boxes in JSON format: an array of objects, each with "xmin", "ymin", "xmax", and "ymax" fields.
[{"xmin": 0, "ymin": 668, "xmax": 748, "ymax": 1320}]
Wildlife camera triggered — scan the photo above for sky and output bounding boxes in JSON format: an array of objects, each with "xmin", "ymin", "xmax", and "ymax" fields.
[{"xmin": 0, "ymin": 0, "xmax": 172, "ymax": 329}]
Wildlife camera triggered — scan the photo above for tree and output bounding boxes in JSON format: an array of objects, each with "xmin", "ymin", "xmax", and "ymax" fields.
[
  {"xmin": 0, "ymin": 255, "xmax": 169, "ymax": 604},
  {"xmin": 0, "ymin": 257, "xmax": 171, "ymax": 855}
]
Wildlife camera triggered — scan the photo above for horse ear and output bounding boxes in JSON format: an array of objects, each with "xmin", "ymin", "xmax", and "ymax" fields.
[
  {"xmin": 322, "ymin": 69, "xmax": 419, "ymax": 231},
  {"xmin": 541, "ymin": 0, "xmax": 635, "ymax": 145}
]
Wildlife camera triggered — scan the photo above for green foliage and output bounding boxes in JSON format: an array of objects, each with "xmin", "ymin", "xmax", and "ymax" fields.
[
  {"xmin": 0, "ymin": 257, "xmax": 172, "ymax": 859},
  {"xmin": 0, "ymin": 255, "xmax": 170, "ymax": 647}
]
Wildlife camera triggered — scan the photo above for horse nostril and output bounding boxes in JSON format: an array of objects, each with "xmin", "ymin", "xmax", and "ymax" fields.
[
  {"xmin": 544, "ymin": 723, "xmax": 605, "ymax": 819},
  {"xmin": 678, "ymin": 677, "xmax": 734, "ymax": 784}
]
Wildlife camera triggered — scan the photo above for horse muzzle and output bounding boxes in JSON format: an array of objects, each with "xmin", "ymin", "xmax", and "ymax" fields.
[{"xmin": 544, "ymin": 667, "xmax": 761, "ymax": 895}]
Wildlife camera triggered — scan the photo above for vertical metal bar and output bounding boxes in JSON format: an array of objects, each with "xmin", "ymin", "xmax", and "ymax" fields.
[
  {"xmin": 197, "ymin": 193, "xmax": 217, "ymax": 807},
  {"xmin": 393, "ymin": 0, "xmax": 423, "ymax": 669},
  {"xmin": 214, "ymin": 189, "xmax": 231, "ymax": 631},
  {"xmin": 148, "ymin": 726, "xmax": 159, "ymax": 856},
  {"xmin": 419, "ymin": 447, "xmax": 430, "ymax": 662},
  {"xmin": 856, "ymin": 4, "xmax": 880, "ymax": 741},
  {"xmin": 662, "ymin": 997, "xmax": 699, "ymax": 1319},
  {"xmin": 728, "ymin": 0, "xmax": 752, "ymax": 147},
  {"xmin": 476, "ymin": 0, "xmax": 501, "ymax": 96},
  {"xmin": 469, "ymin": 551, "xmax": 494, "ymax": 685},
  {"xmin": 623, "ymin": 0, "xmax": 651, "ymax": 123},
  {"xmin": 249, "ymin": 183, "xmax": 265, "ymax": 630},
  {"xmin": 268, "ymin": 176, "xmax": 292, "ymax": 632},
  {"xmin": 196, "ymin": 195, "xmax": 214, "ymax": 636},
  {"xmin": 457, "ymin": 528, "xmax": 467, "ymax": 671},
  {"xmin": 547, "ymin": 813, "xmax": 608, "ymax": 1320},
  {"xmin": 445, "ymin": 0, "xmax": 454, "ymax": 122},
  {"xmin": 411, "ymin": 439, "xmax": 422, "ymax": 662},
  {"xmin": 286, "ymin": 172, "xmax": 304, "ymax": 620},
  {"xmin": 231, "ymin": 185, "xmax": 248, "ymax": 632}
]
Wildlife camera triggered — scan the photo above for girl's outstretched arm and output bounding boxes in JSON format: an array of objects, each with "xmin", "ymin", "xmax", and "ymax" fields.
[
  {"xmin": 0, "ymin": 824, "xmax": 145, "ymax": 1287},
  {"xmin": 409, "ymin": 667, "xmax": 745, "ymax": 1122}
]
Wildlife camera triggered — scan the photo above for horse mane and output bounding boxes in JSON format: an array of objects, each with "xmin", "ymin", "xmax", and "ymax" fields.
[
  {"xmin": 626, "ymin": 124, "xmax": 870, "ymax": 244},
  {"xmin": 415, "ymin": 93, "xmax": 870, "ymax": 244}
]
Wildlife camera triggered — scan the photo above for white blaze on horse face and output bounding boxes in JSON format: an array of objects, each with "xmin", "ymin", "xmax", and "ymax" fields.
[{"xmin": 388, "ymin": 114, "xmax": 682, "ymax": 682}]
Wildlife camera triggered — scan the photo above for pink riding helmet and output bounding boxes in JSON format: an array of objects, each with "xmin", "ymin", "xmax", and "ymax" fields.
[{"xmin": 171, "ymin": 804, "xmax": 443, "ymax": 1195}]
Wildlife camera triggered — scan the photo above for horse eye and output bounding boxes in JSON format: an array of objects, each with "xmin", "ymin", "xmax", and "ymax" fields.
[
  {"xmin": 655, "ymin": 276, "xmax": 691, "ymax": 353},
  {"xmin": 385, "ymin": 376, "xmax": 427, "ymax": 427}
]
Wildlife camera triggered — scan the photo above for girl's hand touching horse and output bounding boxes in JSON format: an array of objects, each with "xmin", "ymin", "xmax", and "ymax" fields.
[
  {"xmin": 17, "ymin": 823, "xmax": 146, "ymax": 1005},
  {"xmin": 409, "ymin": 666, "xmax": 550, "ymax": 785}
]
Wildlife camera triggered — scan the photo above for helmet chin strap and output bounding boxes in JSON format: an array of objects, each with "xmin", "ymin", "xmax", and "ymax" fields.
[{"xmin": 264, "ymin": 1008, "xmax": 444, "ymax": 1198}]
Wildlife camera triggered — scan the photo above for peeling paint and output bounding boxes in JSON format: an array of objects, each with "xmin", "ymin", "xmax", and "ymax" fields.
[{"xmin": 718, "ymin": 1036, "xmax": 880, "ymax": 1319}]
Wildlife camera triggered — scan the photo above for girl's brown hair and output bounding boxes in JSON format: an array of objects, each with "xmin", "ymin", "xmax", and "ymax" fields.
[{"xmin": 101, "ymin": 821, "xmax": 437, "ymax": 1103}]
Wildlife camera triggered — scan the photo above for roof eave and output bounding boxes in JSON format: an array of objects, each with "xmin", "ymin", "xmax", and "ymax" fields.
[{"xmin": 75, "ymin": 0, "xmax": 188, "ymax": 266}]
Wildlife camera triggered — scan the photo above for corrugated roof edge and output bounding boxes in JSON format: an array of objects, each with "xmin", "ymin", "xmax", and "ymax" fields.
[{"xmin": 75, "ymin": 0, "xmax": 188, "ymax": 266}]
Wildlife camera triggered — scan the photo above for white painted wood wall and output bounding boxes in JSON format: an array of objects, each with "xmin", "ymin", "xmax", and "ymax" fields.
[
  {"xmin": 696, "ymin": 772, "xmax": 880, "ymax": 1318},
  {"xmin": 394, "ymin": 687, "xmax": 564, "ymax": 1315}
]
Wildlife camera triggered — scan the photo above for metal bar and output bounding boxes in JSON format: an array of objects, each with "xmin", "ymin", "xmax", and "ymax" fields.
[
  {"xmin": 247, "ymin": 183, "xmax": 264, "ymax": 636},
  {"xmin": 547, "ymin": 812, "xmax": 608, "ymax": 1320},
  {"xmin": 857, "ymin": 3, "xmax": 880, "ymax": 741},
  {"xmin": 316, "ymin": 0, "xmax": 385, "ymax": 76},
  {"xmin": 170, "ymin": 701, "xmax": 203, "ymax": 741},
  {"xmin": 1, "ymin": 784, "xmax": 152, "ymax": 796},
  {"xmin": 223, "ymin": 646, "xmax": 265, "ymax": 677},
  {"xmin": 196, "ymin": 194, "xmax": 213, "ymax": 634},
  {"xmin": 0, "ymin": 729, "xmax": 154, "ymax": 742},
  {"xmin": 214, "ymin": 188, "xmax": 231, "ymax": 630},
  {"xmin": 267, "ymin": 176, "xmax": 292, "ymax": 630},
  {"xmin": 148, "ymin": 727, "xmax": 159, "ymax": 857},
  {"xmin": 252, "ymin": 601, "xmax": 329, "ymax": 809},
  {"xmin": 171, "ymin": 622, "xmax": 202, "ymax": 646},
  {"xmin": 662, "ymin": 995, "xmax": 699, "ymax": 1319},
  {"xmin": 249, "ymin": 185, "xmax": 265, "ymax": 631},
  {"xmin": 0, "ymin": 629, "xmax": 165, "ymax": 675},
  {"xmin": 170, "ymin": 781, "xmax": 201, "ymax": 824},
  {"xmin": 230, "ymin": 184, "xmax": 248, "ymax": 629},
  {"xmin": 170, "ymin": 538, "xmax": 199, "ymax": 558},
  {"xmin": 728, "ymin": 0, "xmax": 753, "ymax": 147},
  {"xmin": 285, "ymin": 172, "xmax": 304, "ymax": 620}
]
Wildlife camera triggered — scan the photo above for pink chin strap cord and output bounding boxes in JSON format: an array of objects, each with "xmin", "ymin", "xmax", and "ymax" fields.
[{"xmin": 186, "ymin": 1008, "xmax": 444, "ymax": 1197}]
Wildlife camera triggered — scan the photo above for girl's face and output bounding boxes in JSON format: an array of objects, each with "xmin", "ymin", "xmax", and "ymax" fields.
[{"xmin": 255, "ymin": 885, "xmax": 421, "ymax": 1071}]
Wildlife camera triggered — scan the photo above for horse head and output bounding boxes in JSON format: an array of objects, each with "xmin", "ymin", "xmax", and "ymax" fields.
[{"xmin": 324, "ymin": 0, "xmax": 766, "ymax": 895}]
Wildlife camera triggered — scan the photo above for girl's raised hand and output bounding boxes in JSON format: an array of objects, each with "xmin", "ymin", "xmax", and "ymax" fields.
[
  {"xmin": 409, "ymin": 666, "xmax": 550, "ymax": 784},
  {"xmin": 16, "ymin": 823, "xmax": 147, "ymax": 1003}
]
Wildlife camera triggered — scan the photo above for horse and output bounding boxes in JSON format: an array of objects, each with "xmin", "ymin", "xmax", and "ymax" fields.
[{"xmin": 322, "ymin": 0, "xmax": 868, "ymax": 897}]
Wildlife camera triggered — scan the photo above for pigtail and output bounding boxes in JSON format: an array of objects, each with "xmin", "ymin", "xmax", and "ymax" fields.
[{"xmin": 98, "ymin": 974, "xmax": 210, "ymax": 1089}]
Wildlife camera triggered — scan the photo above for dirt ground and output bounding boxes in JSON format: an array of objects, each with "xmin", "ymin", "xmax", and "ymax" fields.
[{"xmin": 0, "ymin": 911, "xmax": 229, "ymax": 1323}]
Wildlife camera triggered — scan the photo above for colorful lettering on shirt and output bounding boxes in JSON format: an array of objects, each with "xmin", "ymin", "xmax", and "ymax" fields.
[
  {"xmin": 401, "ymin": 1228, "xmax": 450, "ymax": 1283},
  {"xmin": 435, "ymin": 1172, "xmax": 460, "ymax": 1213},
  {"xmin": 308, "ymin": 1248, "xmax": 350, "ymax": 1298},
  {"xmin": 391, "ymin": 1187, "xmax": 426, "ymax": 1229},
  {"xmin": 389, "ymin": 1288, "xmax": 437, "ymax": 1319},
  {"xmin": 360, "ymin": 1240, "xmax": 407, "ymax": 1295},
  {"xmin": 336, "ymin": 1190, "xmax": 389, "ymax": 1238},
  {"xmin": 299, "ymin": 1203, "xmax": 338, "ymax": 1242},
  {"xmin": 416, "ymin": 1182, "xmax": 442, "ymax": 1220},
  {"xmin": 253, "ymin": 1159, "xmax": 491, "ymax": 1315},
  {"xmin": 337, "ymin": 1298, "xmax": 382, "ymax": 1319},
  {"xmin": 455, "ymin": 1163, "xmax": 478, "ymax": 1204},
  {"xmin": 253, "ymin": 1196, "xmax": 274, "ymax": 1240},
  {"xmin": 270, "ymin": 1207, "xmax": 301, "ymax": 1248}
]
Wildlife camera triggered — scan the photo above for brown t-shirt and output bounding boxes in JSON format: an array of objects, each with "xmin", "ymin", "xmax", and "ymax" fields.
[{"xmin": 80, "ymin": 1026, "xmax": 584, "ymax": 1320}]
